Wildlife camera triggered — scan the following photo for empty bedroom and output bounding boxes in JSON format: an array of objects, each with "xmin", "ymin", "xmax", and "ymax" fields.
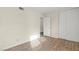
[{"xmin": 0, "ymin": 7, "xmax": 79, "ymax": 51}]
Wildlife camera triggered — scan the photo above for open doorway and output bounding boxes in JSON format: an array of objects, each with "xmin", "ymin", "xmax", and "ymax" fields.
[
  {"xmin": 40, "ymin": 17, "xmax": 44, "ymax": 37},
  {"xmin": 40, "ymin": 16, "xmax": 51, "ymax": 37}
]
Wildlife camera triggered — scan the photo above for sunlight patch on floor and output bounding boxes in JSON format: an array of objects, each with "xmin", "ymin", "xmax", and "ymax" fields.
[{"xmin": 30, "ymin": 34, "xmax": 41, "ymax": 48}]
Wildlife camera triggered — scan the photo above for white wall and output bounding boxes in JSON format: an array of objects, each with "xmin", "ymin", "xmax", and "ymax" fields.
[
  {"xmin": 0, "ymin": 7, "xmax": 41, "ymax": 50},
  {"xmin": 46, "ymin": 8, "xmax": 79, "ymax": 42},
  {"xmin": 43, "ymin": 16, "xmax": 51, "ymax": 36},
  {"xmin": 45, "ymin": 12, "xmax": 59, "ymax": 38},
  {"xmin": 59, "ymin": 8, "xmax": 79, "ymax": 42}
]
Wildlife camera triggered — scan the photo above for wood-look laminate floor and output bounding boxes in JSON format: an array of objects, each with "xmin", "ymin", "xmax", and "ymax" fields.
[{"xmin": 5, "ymin": 36, "xmax": 79, "ymax": 51}]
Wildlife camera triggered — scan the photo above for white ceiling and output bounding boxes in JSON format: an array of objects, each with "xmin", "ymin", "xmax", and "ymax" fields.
[{"xmin": 25, "ymin": 7, "xmax": 77, "ymax": 14}]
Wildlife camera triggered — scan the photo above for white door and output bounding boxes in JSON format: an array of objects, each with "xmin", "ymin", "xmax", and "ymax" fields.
[{"xmin": 43, "ymin": 17, "xmax": 51, "ymax": 36}]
